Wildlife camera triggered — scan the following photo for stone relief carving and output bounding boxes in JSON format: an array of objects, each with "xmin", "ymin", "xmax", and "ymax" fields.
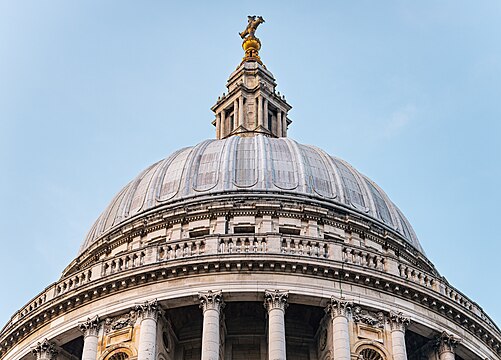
[
  {"xmin": 353, "ymin": 306, "xmax": 385, "ymax": 328},
  {"xmin": 104, "ymin": 310, "xmax": 138, "ymax": 333}
]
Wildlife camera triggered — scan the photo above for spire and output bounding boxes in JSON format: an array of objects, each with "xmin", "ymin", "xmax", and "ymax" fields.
[{"xmin": 211, "ymin": 16, "xmax": 292, "ymax": 139}]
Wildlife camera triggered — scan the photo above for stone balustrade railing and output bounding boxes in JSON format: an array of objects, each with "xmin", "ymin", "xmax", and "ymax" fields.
[
  {"xmin": 3, "ymin": 234, "xmax": 497, "ymax": 337},
  {"xmin": 158, "ymin": 239, "xmax": 206, "ymax": 260},
  {"xmin": 102, "ymin": 251, "xmax": 145, "ymax": 276},
  {"xmin": 342, "ymin": 246, "xmax": 386, "ymax": 271},
  {"xmin": 281, "ymin": 237, "xmax": 328, "ymax": 258},
  {"xmin": 219, "ymin": 236, "xmax": 267, "ymax": 254}
]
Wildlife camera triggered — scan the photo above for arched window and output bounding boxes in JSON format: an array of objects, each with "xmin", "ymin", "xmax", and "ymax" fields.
[
  {"xmin": 107, "ymin": 351, "xmax": 129, "ymax": 360},
  {"xmin": 358, "ymin": 348, "xmax": 383, "ymax": 360}
]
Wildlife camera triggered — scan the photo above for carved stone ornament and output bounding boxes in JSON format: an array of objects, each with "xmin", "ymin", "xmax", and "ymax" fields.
[
  {"xmin": 31, "ymin": 339, "xmax": 58, "ymax": 360},
  {"xmin": 353, "ymin": 306, "xmax": 385, "ymax": 329},
  {"xmin": 264, "ymin": 289, "xmax": 289, "ymax": 312},
  {"xmin": 79, "ymin": 315, "xmax": 101, "ymax": 337},
  {"xmin": 326, "ymin": 296, "xmax": 353, "ymax": 319},
  {"xmin": 135, "ymin": 299, "xmax": 160, "ymax": 321},
  {"xmin": 388, "ymin": 311, "xmax": 411, "ymax": 332},
  {"xmin": 104, "ymin": 310, "xmax": 138, "ymax": 333},
  {"xmin": 435, "ymin": 331, "xmax": 461, "ymax": 355},
  {"xmin": 199, "ymin": 290, "xmax": 224, "ymax": 312}
]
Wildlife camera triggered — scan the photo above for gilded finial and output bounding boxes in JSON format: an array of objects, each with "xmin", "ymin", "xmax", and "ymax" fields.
[{"xmin": 240, "ymin": 15, "xmax": 265, "ymax": 66}]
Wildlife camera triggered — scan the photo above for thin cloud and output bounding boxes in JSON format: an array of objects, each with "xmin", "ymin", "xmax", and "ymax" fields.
[{"xmin": 384, "ymin": 104, "xmax": 416, "ymax": 138}]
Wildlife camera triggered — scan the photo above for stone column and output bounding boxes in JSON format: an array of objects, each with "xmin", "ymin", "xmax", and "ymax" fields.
[
  {"xmin": 199, "ymin": 290, "xmax": 224, "ymax": 360},
  {"xmin": 79, "ymin": 315, "xmax": 101, "ymax": 360},
  {"xmin": 233, "ymin": 99, "xmax": 238, "ymax": 131},
  {"xmin": 219, "ymin": 110, "xmax": 226, "ymax": 139},
  {"xmin": 388, "ymin": 311, "xmax": 411, "ymax": 360},
  {"xmin": 238, "ymin": 96, "xmax": 244, "ymax": 127},
  {"xmin": 32, "ymin": 339, "xmax": 58, "ymax": 360},
  {"xmin": 257, "ymin": 95, "xmax": 263, "ymax": 127},
  {"xmin": 135, "ymin": 299, "xmax": 160, "ymax": 360},
  {"xmin": 325, "ymin": 297, "xmax": 352, "ymax": 360},
  {"xmin": 264, "ymin": 290, "xmax": 289, "ymax": 360},
  {"xmin": 216, "ymin": 113, "xmax": 221, "ymax": 139},
  {"xmin": 277, "ymin": 111, "xmax": 282, "ymax": 137},
  {"xmin": 263, "ymin": 99, "xmax": 269, "ymax": 129},
  {"xmin": 435, "ymin": 332, "xmax": 460, "ymax": 360}
]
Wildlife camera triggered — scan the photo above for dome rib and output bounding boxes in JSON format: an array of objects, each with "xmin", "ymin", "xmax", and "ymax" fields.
[{"xmin": 81, "ymin": 136, "xmax": 423, "ymax": 255}]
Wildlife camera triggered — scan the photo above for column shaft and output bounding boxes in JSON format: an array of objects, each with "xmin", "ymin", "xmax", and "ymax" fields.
[
  {"xmin": 201, "ymin": 308, "xmax": 221, "ymax": 360},
  {"xmin": 391, "ymin": 329, "xmax": 408, "ymax": 360},
  {"xmin": 268, "ymin": 308, "xmax": 286, "ymax": 360},
  {"xmin": 221, "ymin": 111, "xmax": 226, "ymax": 138},
  {"xmin": 388, "ymin": 311, "xmax": 410, "ymax": 360},
  {"xmin": 257, "ymin": 95, "xmax": 263, "ymax": 127},
  {"xmin": 264, "ymin": 290, "xmax": 288, "ymax": 360},
  {"xmin": 137, "ymin": 317, "xmax": 157, "ymax": 360},
  {"xmin": 199, "ymin": 290, "xmax": 224, "ymax": 360},
  {"xmin": 332, "ymin": 315, "xmax": 351, "ymax": 360},
  {"xmin": 136, "ymin": 300, "xmax": 159, "ymax": 360},
  {"xmin": 439, "ymin": 351, "xmax": 455, "ymax": 360},
  {"xmin": 82, "ymin": 334, "xmax": 98, "ymax": 360},
  {"xmin": 263, "ymin": 99, "xmax": 269, "ymax": 129},
  {"xmin": 216, "ymin": 113, "xmax": 221, "ymax": 139},
  {"xmin": 233, "ymin": 100, "xmax": 238, "ymax": 131},
  {"xmin": 79, "ymin": 316, "xmax": 101, "ymax": 360},
  {"xmin": 238, "ymin": 96, "xmax": 244, "ymax": 127},
  {"xmin": 277, "ymin": 111, "xmax": 282, "ymax": 137}
]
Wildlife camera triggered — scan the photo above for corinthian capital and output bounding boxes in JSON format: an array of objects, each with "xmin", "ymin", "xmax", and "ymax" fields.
[
  {"xmin": 264, "ymin": 289, "xmax": 289, "ymax": 312},
  {"xmin": 135, "ymin": 299, "xmax": 160, "ymax": 321},
  {"xmin": 388, "ymin": 311, "xmax": 411, "ymax": 332},
  {"xmin": 199, "ymin": 290, "xmax": 224, "ymax": 312},
  {"xmin": 326, "ymin": 296, "xmax": 353, "ymax": 319},
  {"xmin": 435, "ymin": 331, "xmax": 460, "ymax": 355},
  {"xmin": 31, "ymin": 339, "xmax": 58, "ymax": 360},
  {"xmin": 79, "ymin": 315, "xmax": 101, "ymax": 337}
]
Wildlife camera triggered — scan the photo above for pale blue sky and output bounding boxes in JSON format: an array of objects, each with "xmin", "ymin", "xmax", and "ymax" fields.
[{"xmin": 1, "ymin": 1, "xmax": 500, "ymax": 329}]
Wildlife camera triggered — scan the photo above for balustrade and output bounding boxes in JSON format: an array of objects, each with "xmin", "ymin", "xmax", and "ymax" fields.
[
  {"xmin": 102, "ymin": 251, "xmax": 145, "ymax": 276},
  {"xmin": 281, "ymin": 237, "xmax": 328, "ymax": 258},
  {"xmin": 218, "ymin": 236, "xmax": 267, "ymax": 254},
  {"xmin": 342, "ymin": 246, "xmax": 385, "ymax": 271},
  {"xmin": 158, "ymin": 240, "xmax": 205, "ymax": 260}
]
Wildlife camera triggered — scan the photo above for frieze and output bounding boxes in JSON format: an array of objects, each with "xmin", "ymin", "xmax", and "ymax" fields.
[
  {"xmin": 352, "ymin": 306, "xmax": 385, "ymax": 328},
  {"xmin": 104, "ymin": 311, "xmax": 138, "ymax": 333}
]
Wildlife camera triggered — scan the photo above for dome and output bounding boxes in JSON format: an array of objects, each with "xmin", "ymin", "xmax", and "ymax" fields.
[{"xmin": 81, "ymin": 135, "xmax": 422, "ymax": 255}]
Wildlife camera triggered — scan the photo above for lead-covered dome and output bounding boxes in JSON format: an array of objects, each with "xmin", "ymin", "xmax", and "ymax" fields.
[{"xmin": 81, "ymin": 135, "xmax": 422, "ymax": 255}]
